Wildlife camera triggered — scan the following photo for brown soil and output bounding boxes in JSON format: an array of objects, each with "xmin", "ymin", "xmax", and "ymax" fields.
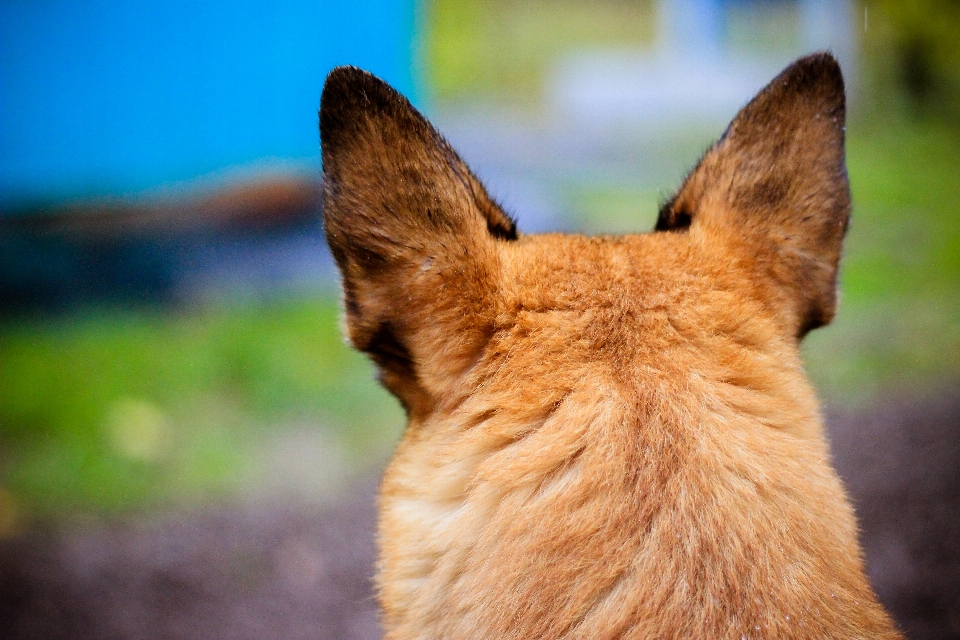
[
  {"xmin": 1, "ymin": 392, "xmax": 958, "ymax": 640},
  {"xmin": 829, "ymin": 391, "xmax": 960, "ymax": 639}
]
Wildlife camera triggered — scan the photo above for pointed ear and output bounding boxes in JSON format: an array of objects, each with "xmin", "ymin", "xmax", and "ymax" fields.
[
  {"xmin": 320, "ymin": 66, "xmax": 516, "ymax": 418},
  {"xmin": 656, "ymin": 52, "xmax": 850, "ymax": 338}
]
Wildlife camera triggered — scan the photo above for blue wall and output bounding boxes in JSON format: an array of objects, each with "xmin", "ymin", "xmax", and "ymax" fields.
[{"xmin": 0, "ymin": 0, "xmax": 418, "ymax": 209}]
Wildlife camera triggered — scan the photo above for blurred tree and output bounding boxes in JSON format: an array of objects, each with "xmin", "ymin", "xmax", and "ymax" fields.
[
  {"xmin": 424, "ymin": 0, "xmax": 655, "ymax": 106},
  {"xmin": 864, "ymin": 0, "xmax": 960, "ymax": 119}
]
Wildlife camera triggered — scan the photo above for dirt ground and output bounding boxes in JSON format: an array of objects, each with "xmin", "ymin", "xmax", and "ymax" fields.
[
  {"xmin": 1, "ymin": 391, "xmax": 958, "ymax": 640},
  {"xmin": 829, "ymin": 391, "xmax": 960, "ymax": 639}
]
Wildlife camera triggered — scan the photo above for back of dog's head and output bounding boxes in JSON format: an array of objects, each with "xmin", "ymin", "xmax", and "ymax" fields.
[
  {"xmin": 321, "ymin": 54, "xmax": 847, "ymax": 428},
  {"xmin": 320, "ymin": 54, "xmax": 902, "ymax": 639}
]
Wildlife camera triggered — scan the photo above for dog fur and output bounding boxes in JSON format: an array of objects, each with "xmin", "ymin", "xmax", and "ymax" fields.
[{"xmin": 319, "ymin": 53, "xmax": 902, "ymax": 639}]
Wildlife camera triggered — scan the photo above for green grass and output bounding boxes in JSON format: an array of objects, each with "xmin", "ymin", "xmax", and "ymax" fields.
[
  {"xmin": 801, "ymin": 119, "xmax": 960, "ymax": 402},
  {"xmin": 0, "ymin": 296, "xmax": 403, "ymax": 523}
]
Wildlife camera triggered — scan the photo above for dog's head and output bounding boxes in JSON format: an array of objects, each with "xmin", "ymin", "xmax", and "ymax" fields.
[{"xmin": 319, "ymin": 53, "xmax": 849, "ymax": 430}]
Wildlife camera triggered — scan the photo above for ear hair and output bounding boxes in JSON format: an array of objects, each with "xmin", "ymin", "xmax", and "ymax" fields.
[
  {"xmin": 320, "ymin": 67, "xmax": 515, "ymax": 418},
  {"xmin": 657, "ymin": 52, "xmax": 850, "ymax": 338}
]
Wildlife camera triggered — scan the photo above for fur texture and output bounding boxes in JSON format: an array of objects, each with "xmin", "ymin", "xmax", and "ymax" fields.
[{"xmin": 320, "ymin": 53, "xmax": 902, "ymax": 639}]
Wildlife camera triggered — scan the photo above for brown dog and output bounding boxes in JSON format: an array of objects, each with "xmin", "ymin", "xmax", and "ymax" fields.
[{"xmin": 319, "ymin": 53, "xmax": 902, "ymax": 639}]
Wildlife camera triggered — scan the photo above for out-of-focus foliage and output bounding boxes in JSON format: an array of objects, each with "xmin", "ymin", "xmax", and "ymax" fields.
[
  {"xmin": 426, "ymin": 0, "xmax": 655, "ymax": 105},
  {"xmin": 800, "ymin": 2, "xmax": 960, "ymax": 398},
  {"xmin": 0, "ymin": 297, "xmax": 402, "ymax": 524},
  {"xmin": 862, "ymin": 0, "xmax": 960, "ymax": 120},
  {"xmin": 803, "ymin": 118, "xmax": 960, "ymax": 402}
]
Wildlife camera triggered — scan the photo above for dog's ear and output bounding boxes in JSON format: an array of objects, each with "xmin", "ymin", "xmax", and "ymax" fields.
[
  {"xmin": 656, "ymin": 53, "xmax": 850, "ymax": 338},
  {"xmin": 320, "ymin": 67, "xmax": 516, "ymax": 418}
]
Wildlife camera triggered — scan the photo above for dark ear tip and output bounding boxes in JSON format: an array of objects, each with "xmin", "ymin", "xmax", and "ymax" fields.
[
  {"xmin": 322, "ymin": 66, "xmax": 389, "ymax": 104},
  {"xmin": 779, "ymin": 51, "xmax": 845, "ymax": 104},
  {"xmin": 795, "ymin": 51, "xmax": 842, "ymax": 72},
  {"xmin": 319, "ymin": 66, "xmax": 407, "ymax": 151}
]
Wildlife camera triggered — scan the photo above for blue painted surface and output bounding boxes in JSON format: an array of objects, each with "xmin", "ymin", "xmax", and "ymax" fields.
[{"xmin": 0, "ymin": 0, "xmax": 418, "ymax": 209}]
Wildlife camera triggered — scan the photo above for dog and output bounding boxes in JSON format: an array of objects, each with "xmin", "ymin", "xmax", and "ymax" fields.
[{"xmin": 319, "ymin": 53, "xmax": 902, "ymax": 639}]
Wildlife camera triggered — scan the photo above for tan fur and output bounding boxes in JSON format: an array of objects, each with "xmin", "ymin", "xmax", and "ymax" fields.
[{"xmin": 320, "ymin": 53, "xmax": 902, "ymax": 639}]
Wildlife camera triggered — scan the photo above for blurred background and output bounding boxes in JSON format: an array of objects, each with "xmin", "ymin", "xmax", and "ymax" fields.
[{"xmin": 1, "ymin": 1, "xmax": 958, "ymax": 638}]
